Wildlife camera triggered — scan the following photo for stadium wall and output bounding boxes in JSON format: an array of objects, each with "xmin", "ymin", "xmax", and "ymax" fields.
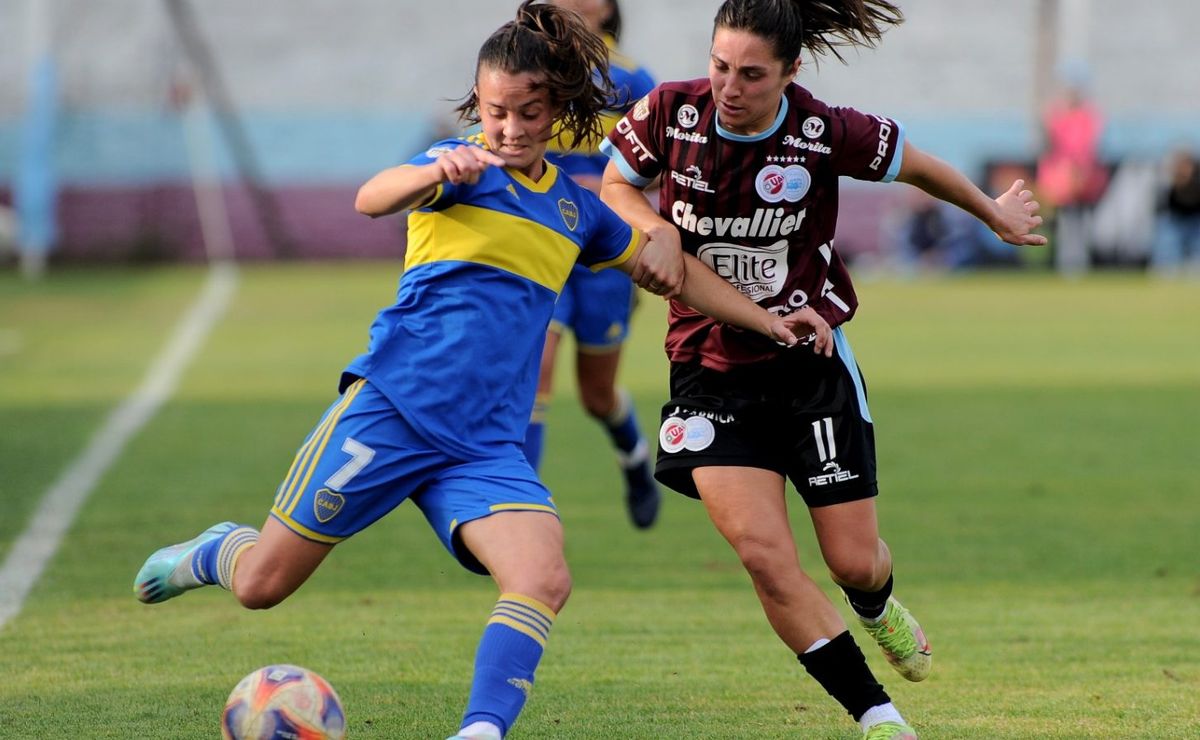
[{"xmin": 1, "ymin": 0, "xmax": 1197, "ymax": 261}]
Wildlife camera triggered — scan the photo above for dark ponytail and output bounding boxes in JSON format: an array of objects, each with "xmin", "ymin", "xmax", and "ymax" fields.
[
  {"xmin": 714, "ymin": 0, "xmax": 903, "ymax": 65},
  {"xmin": 457, "ymin": 0, "xmax": 612, "ymax": 147}
]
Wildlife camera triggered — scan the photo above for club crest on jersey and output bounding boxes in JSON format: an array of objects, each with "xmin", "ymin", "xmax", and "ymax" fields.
[
  {"xmin": 425, "ymin": 145, "xmax": 453, "ymax": 158},
  {"xmin": 755, "ymin": 164, "xmax": 811, "ymax": 204},
  {"xmin": 677, "ymin": 104, "xmax": 699, "ymax": 129},
  {"xmin": 802, "ymin": 116, "xmax": 826, "ymax": 139},
  {"xmin": 632, "ymin": 95, "xmax": 651, "ymax": 121},
  {"xmin": 558, "ymin": 198, "xmax": 579, "ymax": 231},
  {"xmin": 313, "ymin": 489, "xmax": 345, "ymax": 523}
]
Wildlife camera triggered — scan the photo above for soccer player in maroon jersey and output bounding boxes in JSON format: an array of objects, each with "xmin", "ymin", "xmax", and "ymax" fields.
[{"xmin": 599, "ymin": 1, "xmax": 1045, "ymax": 738}]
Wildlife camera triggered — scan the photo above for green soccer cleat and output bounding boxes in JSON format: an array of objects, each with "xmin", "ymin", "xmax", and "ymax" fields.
[
  {"xmin": 133, "ymin": 521, "xmax": 238, "ymax": 604},
  {"xmin": 856, "ymin": 596, "xmax": 932, "ymax": 682},
  {"xmin": 864, "ymin": 721, "xmax": 918, "ymax": 740}
]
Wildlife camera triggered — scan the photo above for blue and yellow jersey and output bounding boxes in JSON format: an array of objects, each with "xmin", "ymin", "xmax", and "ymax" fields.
[
  {"xmin": 546, "ymin": 35, "xmax": 656, "ymax": 179},
  {"xmin": 343, "ymin": 136, "xmax": 640, "ymax": 459}
]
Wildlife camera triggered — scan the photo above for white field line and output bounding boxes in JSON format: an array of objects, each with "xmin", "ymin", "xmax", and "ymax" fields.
[{"xmin": 0, "ymin": 262, "xmax": 239, "ymax": 630}]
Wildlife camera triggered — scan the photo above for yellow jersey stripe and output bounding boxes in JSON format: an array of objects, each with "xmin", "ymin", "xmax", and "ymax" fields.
[
  {"xmin": 407, "ymin": 205, "xmax": 581, "ymax": 293},
  {"xmin": 590, "ymin": 228, "xmax": 640, "ymax": 272},
  {"xmin": 276, "ymin": 379, "xmax": 363, "ymax": 513},
  {"xmin": 281, "ymin": 380, "xmax": 365, "ymax": 516},
  {"xmin": 489, "ymin": 503, "xmax": 557, "ymax": 516},
  {"xmin": 268, "ymin": 510, "xmax": 345, "ymax": 544},
  {"xmin": 507, "ymin": 163, "xmax": 559, "ymax": 193},
  {"xmin": 274, "ymin": 385, "xmax": 353, "ymax": 512}
]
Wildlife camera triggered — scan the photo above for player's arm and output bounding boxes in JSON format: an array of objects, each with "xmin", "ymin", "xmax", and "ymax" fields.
[
  {"xmin": 616, "ymin": 236, "xmax": 832, "ymax": 356},
  {"xmin": 355, "ymin": 146, "xmax": 505, "ymax": 218},
  {"xmin": 895, "ymin": 141, "xmax": 1047, "ymax": 246},
  {"xmin": 601, "ymin": 160, "xmax": 686, "ymax": 296}
]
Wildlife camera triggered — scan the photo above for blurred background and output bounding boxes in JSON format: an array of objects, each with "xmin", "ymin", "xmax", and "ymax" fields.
[{"xmin": 1, "ymin": 0, "xmax": 1198, "ymax": 276}]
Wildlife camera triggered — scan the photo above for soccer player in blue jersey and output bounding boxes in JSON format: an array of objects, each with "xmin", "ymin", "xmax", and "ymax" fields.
[
  {"xmin": 527, "ymin": 0, "xmax": 663, "ymax": 529},
  {"xmin": 132, "ymin": 3, "xmax": 826, "ymax": 739}
]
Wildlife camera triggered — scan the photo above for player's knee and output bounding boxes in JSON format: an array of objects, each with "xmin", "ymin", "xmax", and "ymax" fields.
[
  {"xmin": 826, "ymin": 556, "xmax": 884, "ymax": 590},
  {"xmin": 231, "ymin": 572, "xmax": 292, "ymax": 610},
  {"xmin": 578, "ymin": 385, "xmax": 617, "ymax": 419},
  {"xmin": 732, "ymin": 537, "xmax": 792, "ymax": 600},
  {"xmin": 513, "ymin": 563, "xmax": 572, "ymax": 613}
]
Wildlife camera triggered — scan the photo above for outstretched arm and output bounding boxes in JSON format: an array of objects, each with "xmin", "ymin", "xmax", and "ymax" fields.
[
  {"xmin": 355, "ymin": 146, "xmax": 505, "ymax": 218},
  {"xmin": 601, "ymin": 160, "xmax": 686, "ymax": 297},
  {"xmin": 896, "ymin": 141, "xmax": 1047, "ymax": 246}
]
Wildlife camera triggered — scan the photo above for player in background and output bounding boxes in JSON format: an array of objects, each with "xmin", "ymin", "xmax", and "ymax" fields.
[
  {"xmin": 527, "ymin": 0, "xmax": 662, "ymax": 529},
  {"xmin": 599, "ymin": 1, "xmax": 1046, "ymax": 738},
  {"xmin": 132, "ymin": 3, "xmax": 824, "ymax": 739}
]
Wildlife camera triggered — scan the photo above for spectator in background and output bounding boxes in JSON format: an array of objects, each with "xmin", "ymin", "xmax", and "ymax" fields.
[
  {"xmin": 0, "ymin": 204, "xmax": 18, "ymax": 259},
  {"xmin": 1037, "ymin": 61, "xmax": 1107, "ymax": 276},
  {"xmin": 1151, "ymin": 148, "xmax": 1200, "ymax": 276},
  {"xmin": 889, "ymin": 187, "xmax": 1020, "ymax": 273}
]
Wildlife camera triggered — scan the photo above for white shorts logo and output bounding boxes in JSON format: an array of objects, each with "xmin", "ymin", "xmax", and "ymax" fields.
[
  {"xmin": 660, "ymin": 416, "xmax": 688, "ymax": 454},
  {"xmin": 677, "ymin": 104, "xmax": 700, "ymax": 129},
  {"xmin": 683, "ymin": 416, "xmax": 715, "ymax": 451},
  {"xmin": 659, "ymin": 415, "xmax": 716, "ymax": 453},
  {"xmin": 697, "ymin": 240, "xmax": 790, "ymax": 302},
  {"xmin": 802, "ymin": 116, "xmax": 825, "ymax": 139}
]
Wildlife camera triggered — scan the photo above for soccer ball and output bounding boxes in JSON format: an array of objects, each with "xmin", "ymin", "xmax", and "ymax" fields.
[{"xmin": 221, "ymin": 664, "xmax": 347, "ymax": 740}]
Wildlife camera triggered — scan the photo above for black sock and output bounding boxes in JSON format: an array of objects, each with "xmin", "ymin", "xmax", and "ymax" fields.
[
  {"xmin": 798, "ymin": 631, "xmax": 890, "ymax": 721},
  {"xmin": 842, "ymin": 573, "xmax": 893, "ymax": 621}
]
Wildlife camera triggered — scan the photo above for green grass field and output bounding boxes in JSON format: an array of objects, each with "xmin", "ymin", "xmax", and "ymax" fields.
[{"xmin": 1, "ymin": 264, "xmax": 1197, "ymax": 738}]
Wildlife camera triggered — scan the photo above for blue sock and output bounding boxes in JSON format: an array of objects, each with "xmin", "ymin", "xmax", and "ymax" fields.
[
  {"xmin": 604, "ymin": 389, "xmax": 643, "ymax": 458},
  {"xmin": 191, "ymin": 526, "xmax": 259, "ymax": 589},
  {"xmin": 523, "ymin": 393, "xmax": 549, "ymax": 471},
  {"xmin": 461, "ymin": 593, "xmax": 556, "ymax": 737}
]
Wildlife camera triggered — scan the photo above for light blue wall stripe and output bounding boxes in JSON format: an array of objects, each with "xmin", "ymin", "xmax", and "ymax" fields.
[
  {"xmin": 0, "ymin": 110, "xmax": 432, "ymax": 186},
  {"xmin": 3, "ymin": 111, "xmax": 1199, "ymax": 188}
]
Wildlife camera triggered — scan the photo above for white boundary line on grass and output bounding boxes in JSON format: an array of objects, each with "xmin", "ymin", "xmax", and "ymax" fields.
[{"xmin": 0, "ymin": 262, "xmax": 239, "ymax": 631}]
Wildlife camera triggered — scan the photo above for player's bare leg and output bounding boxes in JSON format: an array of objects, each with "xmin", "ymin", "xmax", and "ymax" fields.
[
  {"xmin": 812, "ymin": 499, "xmax": 931, "ymax": 682},
  {"xmin": 134, "ymin": 516, "xmax": 331, "ymax": 609},
  {"xmin": 695, "ymin": 466, "xmax": 846, "ymax": 647},
  {"xmin": 696, "ymin": 466, "xmax": 913, "ymax": 737},
  {"xmin": 448, "ymin": 511, "xmax": 570, "ymax": 740}
]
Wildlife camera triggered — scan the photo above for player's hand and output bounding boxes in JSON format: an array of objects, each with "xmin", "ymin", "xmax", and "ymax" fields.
[
  {"xmin": 770, "ymin": 306, "xmax": 832, "ymax": 357},
  {"xmin": 992, "ymin": 179, "xmax": 1048, "ymax": 246},
  {"xmin": 436, "ymin": 145, "xmax": 506, "ymax": 186},
  {"xmin": 632, "ymin": 224, "xmax": 685, "ymax": 298}
]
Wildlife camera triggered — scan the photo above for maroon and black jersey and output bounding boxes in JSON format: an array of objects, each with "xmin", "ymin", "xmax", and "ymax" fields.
[{"xmin": 600, "ymin": 78, "xmax": 904, "ymax": 371}]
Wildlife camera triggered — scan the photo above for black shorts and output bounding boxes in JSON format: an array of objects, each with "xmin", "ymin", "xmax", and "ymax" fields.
[{"xmin": 654, "ymin": 333, "xmax": 878, "ymax": 508}]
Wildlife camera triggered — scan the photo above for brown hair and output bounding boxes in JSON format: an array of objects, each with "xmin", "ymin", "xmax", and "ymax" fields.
[
  {"xmin": 714, "ymin": 0, "xmax": 903, "ymax": 66},
  {"xmin": 457, "ymin": 0, "xmax": 612, "ymax": 147}
]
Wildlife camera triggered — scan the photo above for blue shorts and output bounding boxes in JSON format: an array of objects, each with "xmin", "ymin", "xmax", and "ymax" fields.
[
  {"xmin": 550, "ymin": 264, "xmax": 635, "ymax": 352},
  {"xmin": 270, "ymin": 379, "xmax": 557, "ymax": 574}
]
